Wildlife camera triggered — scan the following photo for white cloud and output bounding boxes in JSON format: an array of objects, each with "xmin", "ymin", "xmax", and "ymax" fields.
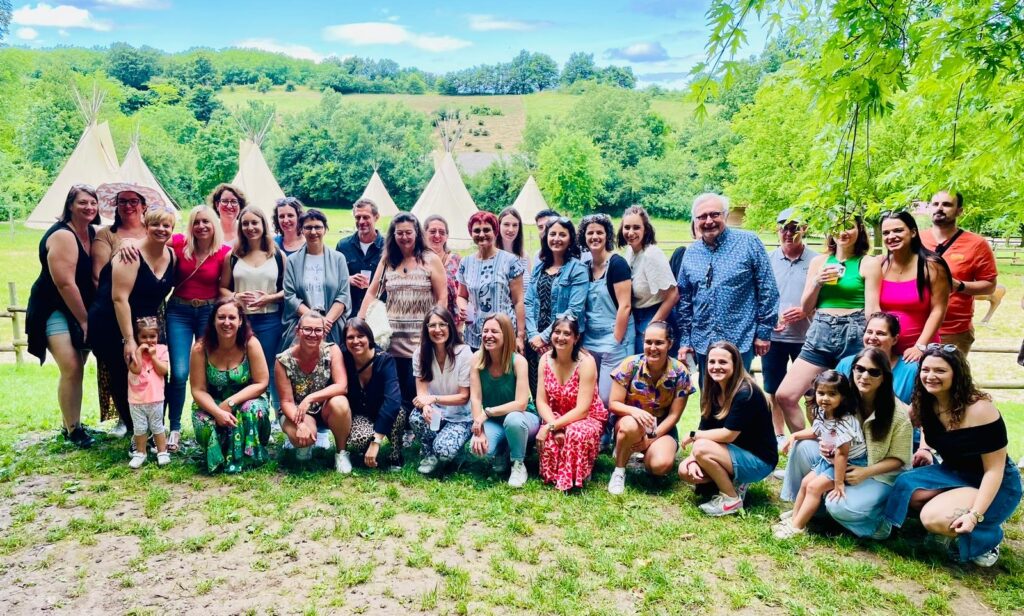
[
  {"xmin": 13, "ymin": 3, "xmax": 113, "ymax": 31},
  {"xmin": 16, "ymin": 27, "xmax": 40, "ymax": 40},
  {"xmin": 93, "ymin": 0, "xmax": 170, "ymax": 8},
  {"xmin": 235, "ymin": 38, "xmax": 326, "ymax": 63},
  {"xmin": 606, "ymin": 42, "xmax": 670, "ymax": 62},
  {"xmin": 322, "ymin": 22, "xmax": 471, "ymax": 52},
  {"xmin": 467, "ymin": 14, "xmax": 549, "ymax": 32}
]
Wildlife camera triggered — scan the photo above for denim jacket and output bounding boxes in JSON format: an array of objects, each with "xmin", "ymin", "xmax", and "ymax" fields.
[{"xmin": 525, "ymin": 257, "xmax": 589, "ymax": 341}]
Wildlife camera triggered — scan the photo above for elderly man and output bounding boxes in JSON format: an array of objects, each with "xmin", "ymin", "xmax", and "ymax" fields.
[
  {"xmin": 676, "ymin": 193, "xmax": 779, "ymax": 381},
  {"xmin": 335, "ymin": 197, "xmax": 384, "ymax": 317},
  {"xmin": 920, "ymin": 191, "xmax": 997, "ymax": 355}
]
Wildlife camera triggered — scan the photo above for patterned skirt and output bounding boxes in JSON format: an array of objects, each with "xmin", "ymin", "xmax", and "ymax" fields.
[
  {"xmin": 192, "ymin": 396, "xmax": 271, "ymax": 473},
  {"xmin": 539, "ymin": 416, "xmax": 604, "ymax": 491}
]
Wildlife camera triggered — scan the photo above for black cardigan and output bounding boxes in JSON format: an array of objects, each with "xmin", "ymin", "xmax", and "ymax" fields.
[{"xmin": 342, "ymin": 347, "xmax": 402, "ymax": 434}]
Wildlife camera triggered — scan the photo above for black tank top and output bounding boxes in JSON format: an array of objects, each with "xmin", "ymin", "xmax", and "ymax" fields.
[
  {"xmin": 922, "ymin": 410, "xmax": 1008, "ymax": 477},
  {"xmin": 26, "ymin": 222, "xmax": 95, "ymax": 361}
]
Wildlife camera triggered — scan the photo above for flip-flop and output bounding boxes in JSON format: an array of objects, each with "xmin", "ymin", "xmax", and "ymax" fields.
[{"xmin": 166, "ymin": 430, "xmax": 181, "ymax": 453}]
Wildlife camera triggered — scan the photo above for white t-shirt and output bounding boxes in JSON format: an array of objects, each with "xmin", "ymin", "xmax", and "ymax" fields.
[
  {"xmin": 412, "ymin": 344, "xmax": 473, "ymax": 423},
  {"xmin": 303, "ymin": 253, "xmax": 326, "ymax": 311},
  {"xmin": 627, "ymin": 245, "xmax": 675, "ymax": 309}
]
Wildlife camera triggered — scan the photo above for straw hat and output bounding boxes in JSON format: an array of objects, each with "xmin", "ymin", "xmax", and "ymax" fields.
[{"xmin": 95, "ymin": 181, "xmax": 167, "ymax": 220}]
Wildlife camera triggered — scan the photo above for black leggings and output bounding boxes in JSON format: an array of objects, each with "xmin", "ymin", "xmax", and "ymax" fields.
[{"xmin": 92, "ymin": 350, "xmax": 132, "ymax": 432}]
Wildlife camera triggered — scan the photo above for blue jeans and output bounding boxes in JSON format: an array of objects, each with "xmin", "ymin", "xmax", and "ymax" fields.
[
  {"xmin": 825, "ymin": 477, "xmax": 894, "ymax": 538},
  {"xmin": 166, "ymin": 301, "xmax": 214, "ymax": 432},
  {"xmin": 780, "ymin": 438, "xmax": 821, "ymax": 502},
  {"xmin": 476, "ymin": 412, "xmax": 540, "ymax": 462},
  {"xmin": 249, "ymin": 312, "xmax": 283, "ymax": 411}
]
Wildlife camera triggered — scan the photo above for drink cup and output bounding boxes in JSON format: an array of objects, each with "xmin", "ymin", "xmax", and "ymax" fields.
[{"xmin": 430, "ymin": 407, "xmax": 443, "ymax": 431}]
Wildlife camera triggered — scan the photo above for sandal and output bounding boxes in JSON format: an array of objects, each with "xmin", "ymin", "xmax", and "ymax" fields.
[{"xmin": 166, "ymin": 430, "xmax": 181, "ymax": 453}]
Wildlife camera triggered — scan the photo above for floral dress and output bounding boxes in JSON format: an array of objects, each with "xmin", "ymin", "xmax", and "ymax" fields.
[
  {"xmin": 442, "ymin": 252, "xmax": 461, "ymax": 326},
  {"xmin": 192, "ymin": 354, "xmax": 271, "ymax": 473},
  {"xmin": 539, "ymin": 358, "xmax": 608, "ymax": 491},
  {"xmin": 277, "ymin": 343, "xmax": 334, "ymax": 415}
]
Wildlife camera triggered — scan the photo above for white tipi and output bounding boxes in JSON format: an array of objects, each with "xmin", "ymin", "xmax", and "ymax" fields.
[
  {"xmin": 511, "ymin": 175, "xmax": 549, "ymax": 222},
  {"xmin": 118, "ymin": 128, "xmax": 177, "ymax": 213},
  {"xmin": 231, "ymin": 112, "xmax": 285, "ymax": 219},
  {"xmin": 411, "ymin": 152, "xmax": 478, "ymax": 249},
  {"xmin": 27, "ymin": 86, "xmax": 120, "ymax": 229},
  {"xmin": 358, "ymin": 167, "xmax": 400, "ymax": 217}
]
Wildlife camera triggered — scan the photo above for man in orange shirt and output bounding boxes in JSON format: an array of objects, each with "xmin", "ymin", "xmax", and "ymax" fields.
[{"xmin": 921, "ymin": 191, "xmax": 998, "ymax": 355}]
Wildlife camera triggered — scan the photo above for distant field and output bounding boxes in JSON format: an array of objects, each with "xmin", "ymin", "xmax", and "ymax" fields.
[{"xmin": 217, "ymin": 86, "xmax": 696, "ymax": 154}]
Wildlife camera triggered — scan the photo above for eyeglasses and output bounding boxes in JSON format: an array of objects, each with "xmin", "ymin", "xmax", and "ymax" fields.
[
  {"xmin": 427, "ymin": 322, "xmax": 450, "ymax": 330},
  {"xmin": 117, "ymin": 199, "xmax": 142, "ymax": 207},
  {"xmin": 926, "ymin": 343, "xmax": 959, "ymax": 353},
  {"xmin": 299, "ymin": 326, "xmax": 325, "ymax": 336},
  {"xmin": 694, "ymin": 211, "xmax": 724, "ymax": 222},
  {"xmin": 779, "ymin": 223, "xmax": 801, "ymax": 233},
  {"xmin": 302, "ymin": 225, "xmax": 325, "ymax": 232},
  {"xmin": 852, "ymin": 364, "xmax": 883, "ymax": 377},
  {"xmin": 218, "ymin": 199, "xmax": 240, "ymax": 206}
]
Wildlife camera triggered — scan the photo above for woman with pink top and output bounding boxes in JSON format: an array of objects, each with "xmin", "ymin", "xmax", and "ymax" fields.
[{"xmin": 878, "ymin": 211, "xmax": 951, "ymax": 363}]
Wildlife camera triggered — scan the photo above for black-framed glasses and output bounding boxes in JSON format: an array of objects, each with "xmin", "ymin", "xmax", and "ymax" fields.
[
  {"xmin": 302, "ymin": 224, "xmax": 325, "ymax": 232},
  {"xmin": 694, "ymin": 211, "xmax": 724, "ymax": 222},
  {"xmin": 926, "ymin": 343, "xmax": 959, "ymax": 353},
  {"xmin": 117, "ymin": 198, "xmax": 142, "ymax": 206},
  {"xmin": 779, "ymin": 223, "xmax": 802, "ymax": 233},
  {"xmin": 852, "ymin": 364, "xmax": 883, "ymax": 377},
  {"xmin": 704, "ymin": 262, "xmax": 714, "ymax": 289}
]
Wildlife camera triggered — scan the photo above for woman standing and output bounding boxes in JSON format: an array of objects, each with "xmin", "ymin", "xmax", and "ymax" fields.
[
  {"xmin": 273, "ymin": 196, "xmax": 305, "ymax": 256},
  {"xmin": 884, "ymin": 346, "xmax": 1021, "ymax": 567},
  {"xmin": 165, "ymin": 205, "xmax": 230, "ymax": 451},
  {"xmin": 210, "ymin": 183, "xmax": 244, "ymax": 245},
  {"xmin": 341, "ymin": 318, "xmax": 406, "ymax": 470},
  {"xmin": 677, "ymin": 341, "xmax": 778, "ymax": 516},
  {"xmin": 222, "ymin": 207, "xmax": 285, "ymax": 411},
  {"xmin": 617, "ymin": 206, "xmax": 678, "ymax": 354},
  {"xmin": 423, "ymin": 214, "xmax": 461, "ymax": 323},
  {"xmin": 607, "ymin": 321, "xmax": 693, "ymax": 495},
  {"xmin": 361, "ymin": 213, "xmax": 447, "ymax": 413},
  {"xmin": 579, "ymin": 213, "xmax": 633, "ymax": 406},
  {"xmin": 536, "ymin": 316, "xmax": 607, "ymax": 492},
  {"xmin": 457, "ymin": 211, "xmax": 525, "ymax": 351},
  {"xmin": 524, "ymin": 217, "xmax": 588, "ymax": 397},
  {"xmin": 88, "ymin": 208, "xmax": 176, "ymax": 440},
  {"xmin": 497, "ymin": 207, "xmax": 531, "ymax": 289},
  {"xmin": 26, "ymin": 185, "xmax": 100, "ymax": 448},
  {"xmin": 409, "ymin": 308, "xmax": 474, "ymax": 475},
  {"xmin": 774, "ymin": 215, "xmax": 881, "ymax": 436},
  {"xmin": 469, "ymin": 313, "xmax": 537, "ymax": 487},
  {"xmin": 879, "ymin": 211, "xmax": 951, "ymax": 362},
  {"xmin": 282, "ymin": 209, "xmax": 352, "ymax": 349},
  {"xmin": 276, "ymin": 311, "xmax": 352, "ymax": 473},
  {"xmin": 190, "ymin": 298, "xmax": 271, "ymax": 473}
]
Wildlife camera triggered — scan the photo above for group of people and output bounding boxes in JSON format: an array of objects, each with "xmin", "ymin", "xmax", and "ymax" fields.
[{"xmin": 26, "ymin": 182, "xmax": 1019, "ymax": 567}]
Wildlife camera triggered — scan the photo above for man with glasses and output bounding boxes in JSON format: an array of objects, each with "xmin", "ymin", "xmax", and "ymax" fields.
[
  {"xmin": 675, "ymin": 193, "xmax": 779, "ymax": 382},
  {"xmin": 919, "ymin": 191, "xmax": 997, "ymax": 355},
  {"xmin": 763, "ymin": 208, "xmax": 817, "ymax": 448},
  {"xmin": 336, "ymin": 198, "xmax": 384, "ymax": 317}
]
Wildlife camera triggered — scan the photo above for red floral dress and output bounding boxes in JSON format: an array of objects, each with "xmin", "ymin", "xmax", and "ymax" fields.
[{"xmin": 539, "ymin": 358, "xmax": 608, "ymax": 491}]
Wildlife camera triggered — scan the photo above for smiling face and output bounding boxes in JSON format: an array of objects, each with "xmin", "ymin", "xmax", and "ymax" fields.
[
  {"xmin": 778, "ymin": 221, "xmax": 805, "ymax": 247},
  {"xmin": 919, "ymin": 355, "xmax": 954, "ymax": 396},
  {"xmin": 706, "ymin": 348, "xmax": 734, "ymax": 384},
  {"xmin": 545, "ymin": 222, "xmax": 570, "ymax": 256},
  {"xmin": 584, "ymin": 222, "xmax": 607, "ymax": 254},
  {"xmin": 830, "ymin": 219, "xmax": 859, "ymax": 250},
  {"xmin": 852, "ymin": 357, "xmax": 883, "ymax": 395},
  {"xmin": 620, "ymin": 214, "xmax": 645, "ymax": 250},
  {"xmin": 881, "ymin": 218, "xmax": 915, "ymax": 254},
  {"xmin": 192, "ymin": 211, "xmax": 216, "ymax": 242},
  {"xmin": 215, "ymin": 302, "xmax": 241, "ymax": 340},
  {"xmin": 146, "ymin": 214, "xmax": 174, "ymax": 244},
  {"xmin": 863, "ymin": 318, "xmax": 897, "ymax": 355},
  {"xmin": 217, "ymin": 190, "xmax": 240, "ymax": 221},
  {"xmin": 116, "ymin": 191, "xmax": 144, "ymax": 223},
  {"xmin": 276, "ymin": 204, "xmax": 298, "ymax": 235},
  {"xmin": 394, "ymin": 221, "xmax": 418, "ymax": 254},
  {"xmin": 550, "ymin": 321, "xmax": 577, "ymax": 354},
  {"xmin": 499, "ymin": 214, "xmax": 520, "ymax": 248},
  {"xmin": 642, "ymin": 326, "xmax": 671, "ymax": 366},
  {"xmin": 70, "ymin": 190, "xmax": 99, "ymax": 223},
  {"xmin": 297, "ymin": 314, "xmax": 326, "ymax": 347},
  {"xmin": 425, "ymin": 220, "xmax": 448, "ymax": 252},
  {"xmin": 471, "ymin": 221, "xmax": 495, "ymax": 251},
  {"xmin": 480, "ymin": 318, "xmax": 504, "ymax": 352},
  {"xmin": 353, "ymin": 205, "xmax": 379, "ymax": 240},
  {"xmin": 426, "ymin": 313, "xmax": 450, "ymax": 346},
  {"xmin": 930, "ymin": 191, "xmax": 960, "ymax": 228},
  {"xmin": 240, "ymin": 211, "xmax": 264, "ymax": 244},
  {"xmin": 345, "ymin": 326, "xmax": 370, "ymax": 354},
  {"xmin": 693, "ymin": 198, "xmax": 727, "ymax": 244},
  {"xmin": 301, "ymin": 217, "xmax": 325, "ymax": 249}
]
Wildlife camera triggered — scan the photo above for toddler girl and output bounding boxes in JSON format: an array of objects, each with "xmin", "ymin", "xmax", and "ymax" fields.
[{"xmin": 127, "ymin": 317, "xmax": 170, "ymax": 468}]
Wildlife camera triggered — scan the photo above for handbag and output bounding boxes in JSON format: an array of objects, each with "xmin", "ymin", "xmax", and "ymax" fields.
[{"xmin": 363, "ymin": 269, "xmax": 393, "ymax": 348}]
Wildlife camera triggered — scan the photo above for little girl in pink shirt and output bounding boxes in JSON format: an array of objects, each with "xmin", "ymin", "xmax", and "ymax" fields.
[{"xmin": 128, "ymin": 317, "xmax": 170, "ymax": 468}]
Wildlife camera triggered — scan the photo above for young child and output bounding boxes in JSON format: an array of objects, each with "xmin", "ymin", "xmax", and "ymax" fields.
[
  {"xmin": 127, "ymin": 317, "xmax": 170, "ymax": 469},
  {"xmin": 774, "ymin": 370, "xmax": 866, "ymax": 539}
]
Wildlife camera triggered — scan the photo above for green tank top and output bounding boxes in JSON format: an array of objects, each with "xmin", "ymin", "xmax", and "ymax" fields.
[
  {"xmin": 817, "ymin": 254, "xmax": 865, "ymax": 309},
  {"xmin": 480, "ymin": 352, "xmax": 520, "ymax": 410}
]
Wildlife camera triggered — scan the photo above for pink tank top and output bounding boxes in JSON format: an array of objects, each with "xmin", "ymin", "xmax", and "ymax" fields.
[{"xmin": 879, "ymin": 279, "xmax": 938, "ymax": 353}]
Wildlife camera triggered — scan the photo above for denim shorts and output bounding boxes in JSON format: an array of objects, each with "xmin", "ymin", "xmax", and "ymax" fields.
[
  {"xmin": 798, "ymin": 311, "xmax": 866, "ymax": 368},
  {"xmin": 727, "ymin": 444, "xmax": 774, "ymax": 484},
  {"xmin": 45, "ymin": 310, "xmax": 70, "ymax": 336},
  {"xmin": 811, "ymin": 453, "xmax": 868, "ymax": 480}
]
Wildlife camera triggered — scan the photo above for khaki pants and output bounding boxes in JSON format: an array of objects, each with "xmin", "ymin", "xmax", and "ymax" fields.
[{"xmin": 940, "ymin": 328, "xmax": 975, "ymax": 356}]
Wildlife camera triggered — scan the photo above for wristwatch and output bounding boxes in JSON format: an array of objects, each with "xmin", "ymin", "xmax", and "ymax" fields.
[
  {"xmin": 956, "ymin": 280, "xmax": 966, "ymax": 293},
  {"xmin": 969, "ymin": 509, "xmax": 985, "ymax": 523},
  {"xmin": 372, "ymin": 434, "xmax": 384, "ymax": 445},
  {"xmin": 689, "ymin": 430, "xmax": 696, "ymax": 439}
]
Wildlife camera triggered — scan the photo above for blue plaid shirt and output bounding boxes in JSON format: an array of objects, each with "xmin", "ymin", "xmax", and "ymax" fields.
[{"xmin": 674, "ymin": 228, "xmax": 779, "ymax": 354}]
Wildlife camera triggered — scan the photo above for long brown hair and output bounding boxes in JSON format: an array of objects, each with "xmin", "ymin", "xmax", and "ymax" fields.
[
  {"xmin": 201, "ymin": 298, "xmax": 251, "ymax": 351},
  {"xmin": 701, "ymin": 341, "xmax": 758, "ymax": 420},
  {"xmin": 418, "ymin": 306, "xmax": 463, "ymax": 381},
  {"xmin": 235, "ymin": 206, "xmax": 277, "ymax": 258},
  {"xmin": 910, "ymin": 346, "xmax": 989, "ymax": 429}
]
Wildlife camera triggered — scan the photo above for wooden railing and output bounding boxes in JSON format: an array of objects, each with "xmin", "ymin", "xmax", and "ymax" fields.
[{"xmin": 1, "ymin": 282, "xmax": 27, "ymax": 365}]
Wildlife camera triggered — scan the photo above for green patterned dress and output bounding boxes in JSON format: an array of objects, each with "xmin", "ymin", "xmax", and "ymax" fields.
[{"xmin": 192, "ymin": 354, "xmax": 271, "ymax": 473}]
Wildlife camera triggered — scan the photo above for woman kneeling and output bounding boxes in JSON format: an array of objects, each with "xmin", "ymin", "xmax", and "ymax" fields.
[
  {"xmin": 276, "ymin": 311, "xmax": 353, "ymax": 473},
  {"xmin": 678, "ymin": 341, "xmax": 778, "ymax": 516}
]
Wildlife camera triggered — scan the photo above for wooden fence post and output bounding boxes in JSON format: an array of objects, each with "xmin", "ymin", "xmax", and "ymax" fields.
[{"xmin": 8, "ymin": 282, "xmax": 25, "ymax": 365}]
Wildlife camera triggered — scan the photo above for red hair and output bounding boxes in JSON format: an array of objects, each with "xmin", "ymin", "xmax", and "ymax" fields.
[{"xmin": 467, "ymin": 211, "xmax": 499, "ymax": 234}]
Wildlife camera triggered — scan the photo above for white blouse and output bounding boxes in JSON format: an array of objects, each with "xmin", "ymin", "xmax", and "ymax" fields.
[{"xmin": 626, "ymin": 245, "xmax": 675, "ymax": 309}]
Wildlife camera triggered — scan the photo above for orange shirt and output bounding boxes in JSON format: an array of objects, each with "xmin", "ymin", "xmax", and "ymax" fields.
[{"xmin": 922, "ymin": 228, "xmax": 997, "ymax": 335}]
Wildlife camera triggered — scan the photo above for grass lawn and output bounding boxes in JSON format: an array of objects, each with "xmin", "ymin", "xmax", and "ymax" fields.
[{"xmin": 2, "ymin": 217, "xmax": 1023, "ymax": 613}]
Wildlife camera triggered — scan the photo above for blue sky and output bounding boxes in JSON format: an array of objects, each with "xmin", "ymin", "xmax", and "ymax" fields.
[{"xmin": 9, "ymin": 1, "xmax": 771, "ymax": 87}]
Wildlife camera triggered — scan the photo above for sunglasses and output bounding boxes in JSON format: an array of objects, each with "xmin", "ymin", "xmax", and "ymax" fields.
[
  {"xmin": 704, "ymin": 262, "xmax": 714, "ymax": 289},
  {"xmin": 852, "ymin": 364, "xmax": 883, "ymax": 377}
]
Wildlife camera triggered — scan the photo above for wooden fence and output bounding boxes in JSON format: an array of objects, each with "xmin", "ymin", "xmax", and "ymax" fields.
[{"xmin": 1, "ymin": 282, "xmax": 27, "ymax": 365}]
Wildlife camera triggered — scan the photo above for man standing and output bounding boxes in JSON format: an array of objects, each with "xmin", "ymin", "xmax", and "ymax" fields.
[
  {"xmin": 920, "ymin": 191, "xmax": 997, "ymax": 355},
  {"xmin": 335, "ymin": 198, "xmax": 384, "ymax": 318},
  {"xmin": 763, "ymin": 208, "xmax": 817, "ymax": 445},
  {"xmin": 676, "ymin": 193, "xmax": 779, "ymax": 380}
]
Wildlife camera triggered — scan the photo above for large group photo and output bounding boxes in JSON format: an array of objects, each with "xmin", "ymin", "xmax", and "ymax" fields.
[{"xmin": 2, "ymin": 1, "xmax": 1024, "ymax": 614}]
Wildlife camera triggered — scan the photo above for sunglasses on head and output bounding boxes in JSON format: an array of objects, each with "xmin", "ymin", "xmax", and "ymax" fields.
[{"xmin": 852, "ymin": 364, "xmax": 882, "ymax": 377}]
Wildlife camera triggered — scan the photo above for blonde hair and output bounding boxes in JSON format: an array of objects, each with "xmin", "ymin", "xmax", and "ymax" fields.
[
  {"xmin": 144, "ymin": 207, "xmax": 175, "ymax": 229},
  {"xmin": 476, "ymin": 313, "xmax": 516, "ymax": 374},
  {"xmin": 183, "ymin": 205, "xmax": 224, "ymax": 260}
]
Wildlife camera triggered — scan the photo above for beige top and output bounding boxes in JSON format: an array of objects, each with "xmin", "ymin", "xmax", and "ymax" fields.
[
  {"xmin": 233, "ymin": 256, "xmax": 280, "ymax": 314},
  {"xmin": 863, "ymin": 402, "xmax": 914, "ymax": 486},
  {"xmin": 627, "ymin": 245, "xmax": 675, "ymax": 309}
]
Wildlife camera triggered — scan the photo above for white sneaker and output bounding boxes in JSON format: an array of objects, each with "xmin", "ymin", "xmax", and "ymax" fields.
[
  {"xmin": 128, "ymin": 452, "xmax": 146, "ymax": 469},
  {"xmin": 772, "ymin": 468, "xmax": 787, "ymax": 480},
  {"xmin": 110, "ymin": 421, "xmax": 128, "ymax": 439},
  {"xmin": 971, "ymin": 547, "xmax": 999, "ymax": 567},
  {"xmin": 296, "ymin": 446, "xmax": 313, "ymax": 461},
  {"xmin": 335, "ymin": 450, "xmax": 352, "ymax": 474},
  {"xmin": 773, "ymin": 520, "xmax": 805, "ymax": 539},
  {"xmin": 608, "ymin": 468, "xmax": 626, "ymax": 495},
  {"xmin": 314, "ymin": 430, "xmax": 331, "ymax": 449},
  {"xmin": 418, "ymin": 455, "xmax": 439, "ymax": 475},
  {"xmin": 508, "ymin": 460, "xmax": 528, "ymax": 488},
  {"xmin": 156, "ymin": 452, "xmax": 171, "ymax": 466},
  {"xmin": 699, "ymin": 493, "xmax": 743, "ymax": 516},
  {"xmin": 779, "ymin": 509, "xmax": 793, "ymax": 521}
]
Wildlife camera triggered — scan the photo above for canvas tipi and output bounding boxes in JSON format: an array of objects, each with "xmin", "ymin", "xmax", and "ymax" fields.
[
  {"xmin": 27, "ymin": 86, "xmax": 120, "ymax": 228},
  {"xmin": 358, "ymin": 167, "xmax": 400, "ymax": 217},
  {"xmin": 231, "ymin": 111, "xmax": 285, "ymax": 219},
  {"xmin": 510, "ymin": 175, "xmax": 549, "ymax": 222},
  {"xmin": 411, "ymin": 152, "xmax": 478, "ymax": 249},
  {"xmin": 118, "ymin": 128, "xmax": 177, "ymax": 213}
]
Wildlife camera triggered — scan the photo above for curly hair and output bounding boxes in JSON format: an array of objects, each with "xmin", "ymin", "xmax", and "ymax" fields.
[{"xmin": 910, "ymin": 346, "xmax": 990, "ymax": 429}]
